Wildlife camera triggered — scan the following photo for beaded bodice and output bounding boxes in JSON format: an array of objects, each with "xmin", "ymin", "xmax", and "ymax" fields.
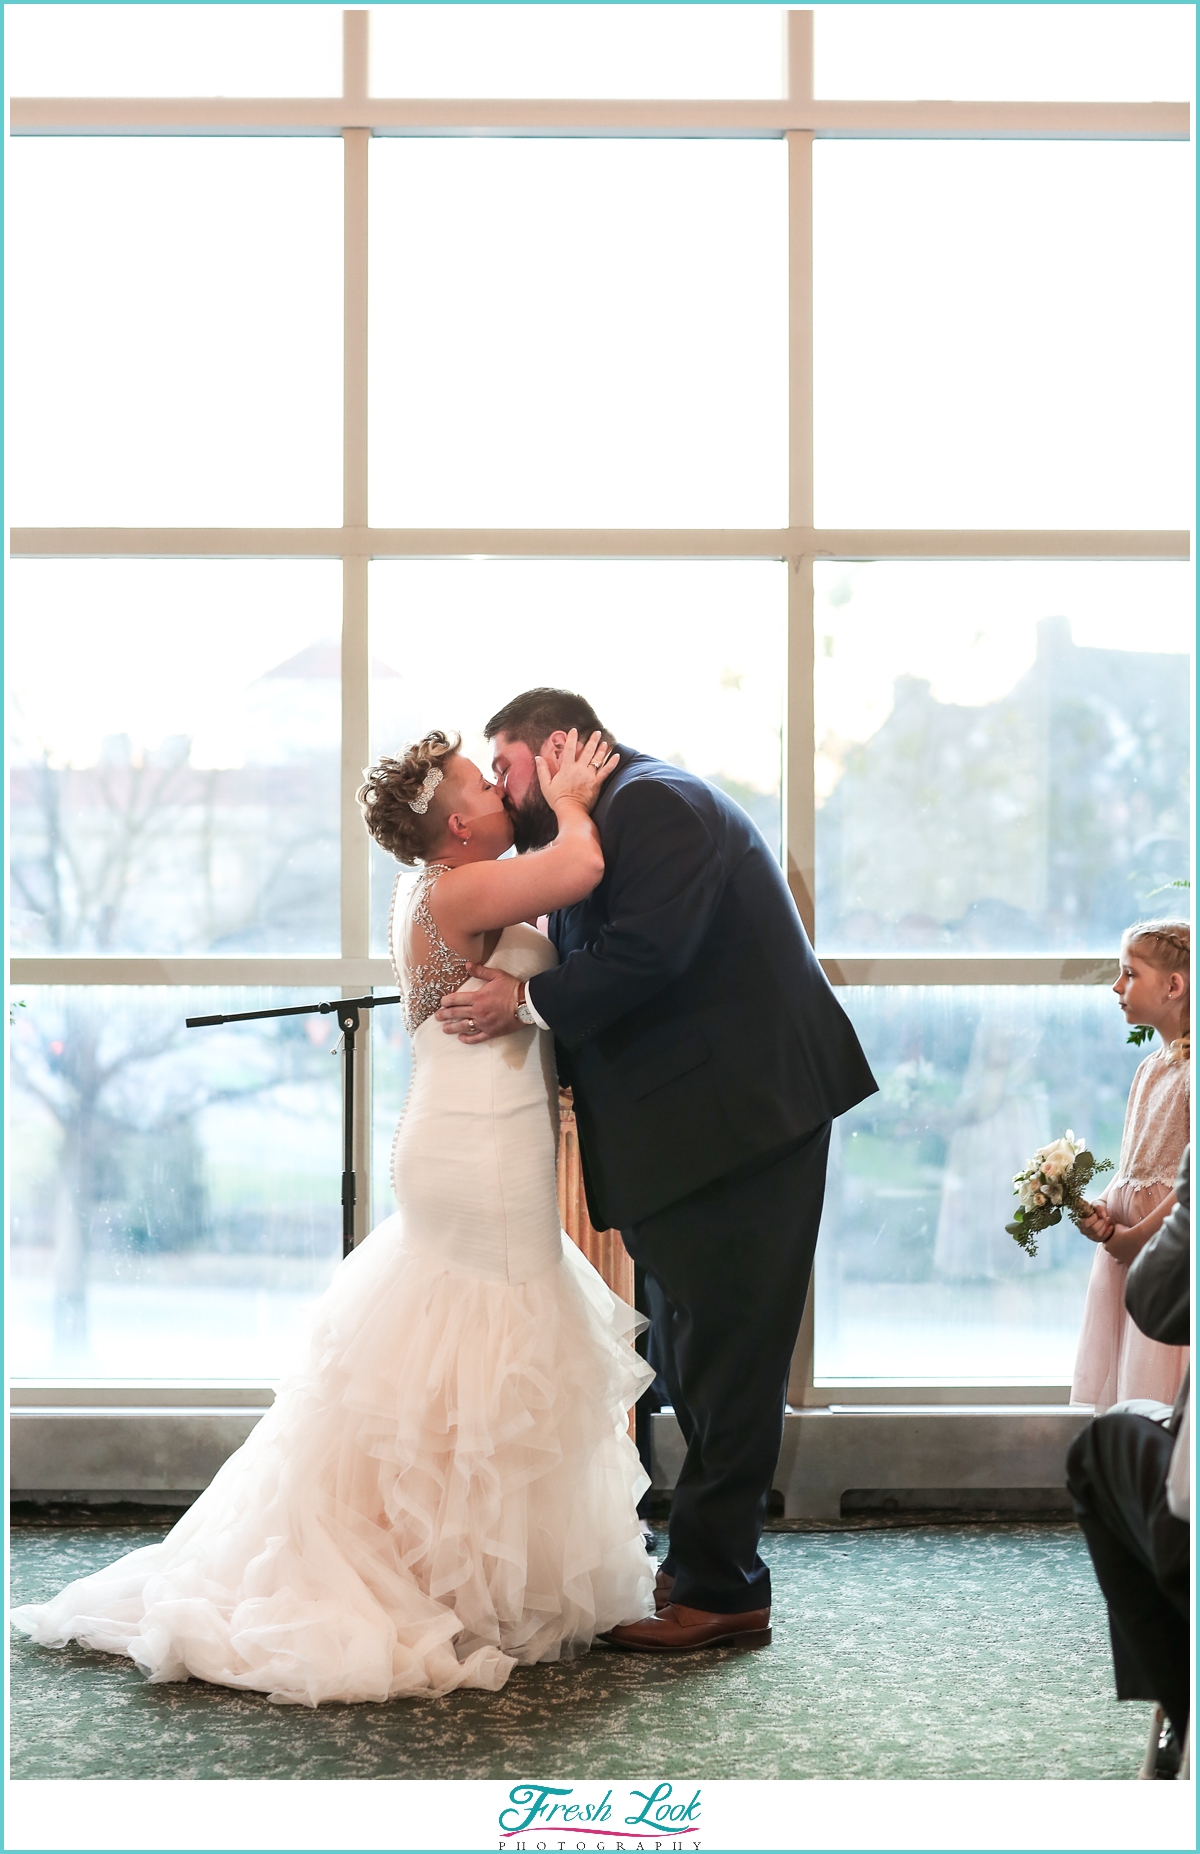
[{"xmin": 390, "ymin": 865, "xmax": 471, "ymax": 1036}]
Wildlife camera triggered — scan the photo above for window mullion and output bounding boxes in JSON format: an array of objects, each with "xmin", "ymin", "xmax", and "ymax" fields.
[
  {"xmin": 9, "ymin": 527, "xmax": 1189, "ymax": 561},
  {"xmin": 342, "ymin": 64, "xmax": 373, "ymax": 1238},
  {"xmin": 8, "ymin": 958, "xmax": 394, "ymax": 986},
  {"xmin": 343, "ymin": 7, "xmax": 368, "ymax": 112},
  {"xmin": 785, "ymin": 15, "xmax": 816, "ymax": 942},
  {"xmin": 9, "ymin": 98, "xmax": 1189, "ymax": 140},
  {"xmin": 343, "ymin": 132, "xmax": 369, "ymax": 527},
  {"xmin": 785, "ymin": 13, "xmax": 819, "ymax": 1410},
  {"xmin": 785, "ymin": 555, "xmax": 816, "ymax": 942}
]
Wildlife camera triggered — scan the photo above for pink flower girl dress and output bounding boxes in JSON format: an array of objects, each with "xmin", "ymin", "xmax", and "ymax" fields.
[{"xmin": 1071, "ymin": 1047, "xmax": 1190, "ymax": 1413}]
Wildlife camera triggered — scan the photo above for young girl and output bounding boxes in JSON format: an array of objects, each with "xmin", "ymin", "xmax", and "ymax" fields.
[{"xmin": 1072, "ymin": 919, "xmax": 1190, "ymax": 1412}]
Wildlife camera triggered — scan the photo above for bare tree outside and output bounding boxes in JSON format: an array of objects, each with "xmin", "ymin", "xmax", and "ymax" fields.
[
  {"xmin": 11, "ymin": 989, "xmax": 338, "ymax": 1359},
  {"xmin": 9, "ymin": 635, "xmax": 343, "ymax": 1371}
]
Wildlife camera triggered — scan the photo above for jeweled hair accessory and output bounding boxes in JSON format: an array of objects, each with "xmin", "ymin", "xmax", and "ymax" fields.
[{"xmin": 407, "ymin": 765, "xmax": 444, "ymax": 814}]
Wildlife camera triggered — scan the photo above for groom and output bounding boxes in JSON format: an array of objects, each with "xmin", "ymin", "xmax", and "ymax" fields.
[{"xmin": 437, "ymin": 688, "xmax": 877, "ymax": 1652}]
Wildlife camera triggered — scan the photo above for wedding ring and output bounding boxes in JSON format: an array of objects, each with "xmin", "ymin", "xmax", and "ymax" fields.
[{"xmin": 467, "ymin": 1017, "xmax": 476, "ymax": 1030}]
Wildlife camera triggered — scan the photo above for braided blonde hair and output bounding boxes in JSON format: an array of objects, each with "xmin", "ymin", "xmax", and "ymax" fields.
[
  {"xmin": 357, "ymin": 730, "xmax": 461, "ymax": 866},
  {"xmin": 1122, "ymin": 917, "xmax": 1191, "ymax": 1065}
]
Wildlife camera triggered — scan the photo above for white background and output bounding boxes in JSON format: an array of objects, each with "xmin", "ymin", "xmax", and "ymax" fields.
[{"xmin": 5, "ymin": 1776, "xmax": 1197, "ymax": 1851}]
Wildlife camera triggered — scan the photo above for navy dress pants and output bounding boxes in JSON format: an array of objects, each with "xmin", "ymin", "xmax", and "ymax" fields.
[
  {"xmin": 1066, "ymin": 1410, "xmax": 1190, "ymax": 1745},
  {"xmin": 622, "ymin": 1123, "xmax": 831, "ymax": 1616}
]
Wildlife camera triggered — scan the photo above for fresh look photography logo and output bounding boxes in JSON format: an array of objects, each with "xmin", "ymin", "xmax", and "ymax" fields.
[{"xmin": 498, "ymin": 1781, "xmax": 702, "ymax": 1848}]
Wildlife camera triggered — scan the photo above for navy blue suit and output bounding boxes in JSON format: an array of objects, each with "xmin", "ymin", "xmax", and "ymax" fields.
[{"xmin": 528, "ymin": 749, "xmax": 877, "ymax": 1614}]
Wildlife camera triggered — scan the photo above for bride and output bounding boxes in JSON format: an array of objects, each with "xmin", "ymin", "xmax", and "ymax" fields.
[{"xmin": 12, "ymin": 728, "xmax": 654, "ymax": 1705}]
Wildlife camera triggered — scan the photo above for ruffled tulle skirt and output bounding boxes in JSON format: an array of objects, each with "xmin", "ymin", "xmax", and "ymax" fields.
[{"xmin": 11, "ymin": 1219, "xmax": 654, "ymax": 1705}]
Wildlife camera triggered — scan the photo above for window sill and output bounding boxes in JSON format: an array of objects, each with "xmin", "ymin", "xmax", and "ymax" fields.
[
  {"xmin": 654, "ymin": 1405, "xmax": 1091, "ymax": 1521},
  {"xmin": 10, "ymin": 1381, "xmax": 276, "ymax": 1409},
  {"xmin": 10, "ymin": 1395, "xmax": 1093, "ymax": 1516}
]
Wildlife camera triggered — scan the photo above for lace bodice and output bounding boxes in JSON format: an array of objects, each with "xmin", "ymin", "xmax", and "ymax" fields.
[
  {"xmin": 1112, "ymin": 1049, "xmax": 1191, "ymax": 1192},
  {"xmin": 390, "ymin": 865, "xmax": 471, "ymax": 1036}
]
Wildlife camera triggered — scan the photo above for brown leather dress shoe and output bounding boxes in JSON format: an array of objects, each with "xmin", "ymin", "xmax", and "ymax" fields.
[
  {"xmin": 601, "ymin": 1602, "xmax": 771, "ymax": 1653},
  {"xmin": 653, "ymin": 1568, "xmax": 675, "ymax": 1610}
]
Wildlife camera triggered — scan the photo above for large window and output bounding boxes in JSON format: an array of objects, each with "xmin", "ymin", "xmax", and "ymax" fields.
[
  {"xmin": 7, "ymin": 3, "xmax": 1192, "ymax": 1396},
  {"xmin": 813, "ymin": 562, "xmax": 1192, "ymax": 956},
  {"xmin": 812, "ymin": 141, "xmax": 1192, "ymax": 529},
  {"xmin": 367, "ymin": 558, "xmax": 786, "ymax": 949},
  {"xmin": 816, "ymin": 986, "xmax": 1138, "ymax": 1383},
  {"xmin": 8, "ymin": 139, "xmax": 343, "ymax": 527},
  {"xmin": 369, "ymin": 140, "xmax": 789, "ymax": 527},
  {"xmin": 10, "ymin": 987, "xmax": 343, "ymax": 1378},
  {"xmin": 10, "ymin": 561, "xmax": 344, "ymax": 956}
]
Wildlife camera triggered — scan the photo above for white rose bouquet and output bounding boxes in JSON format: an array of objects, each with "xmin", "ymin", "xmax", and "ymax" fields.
[{"xmin": 1006, "ymin": 1132, "xmax": 1113, "ymax": 1258}]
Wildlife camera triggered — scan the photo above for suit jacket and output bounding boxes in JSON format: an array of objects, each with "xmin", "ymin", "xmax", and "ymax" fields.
[
  {"xmin": 526, "ymin": 747, "xmax": 878, "ymax": 1230},
  {"xmin": 1126, "ymin": 1145, "xmax": 1190, "ymax": 1432}
]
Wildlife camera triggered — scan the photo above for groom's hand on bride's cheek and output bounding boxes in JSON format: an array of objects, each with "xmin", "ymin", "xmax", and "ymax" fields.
[{"xmin": 436, "ymin": 966, "xmax": 519, "ymax": 1041}]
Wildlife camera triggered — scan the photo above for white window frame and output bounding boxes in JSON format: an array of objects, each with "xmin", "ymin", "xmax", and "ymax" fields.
[{"xmin": 8, "ymin": 8, "xmax": 1191, "ymax": 1414}]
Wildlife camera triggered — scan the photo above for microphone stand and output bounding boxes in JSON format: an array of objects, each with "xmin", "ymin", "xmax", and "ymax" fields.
[{"xmin": 186, "ymin": 992, "xmax": 406, "ymax": 1258}]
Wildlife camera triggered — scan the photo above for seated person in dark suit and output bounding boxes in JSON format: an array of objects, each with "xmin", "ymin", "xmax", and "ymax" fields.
[{"xmin": 1066, "ymin": 1145, "xmax": 1190, "ymax": 1768}]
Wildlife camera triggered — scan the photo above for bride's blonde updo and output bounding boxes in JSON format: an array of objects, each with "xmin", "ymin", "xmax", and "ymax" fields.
[
  {"xmin": 1123, "ymin": 917, "xmax": 1191, "ymax": 1065},
  {"xmin": 357, "ymin": 730, "xmax": 461, "ymax": 866}
]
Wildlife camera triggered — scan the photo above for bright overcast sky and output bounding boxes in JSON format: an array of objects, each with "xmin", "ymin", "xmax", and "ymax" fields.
[{"xmin": 5, "ymin": 5, "xmax": 1193, "ymax": 99}]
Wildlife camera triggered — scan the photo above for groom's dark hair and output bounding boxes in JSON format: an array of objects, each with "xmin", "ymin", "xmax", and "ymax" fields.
[{"xmin": 485, "ymin": 687, "xmax": 612, "ymax": 752}]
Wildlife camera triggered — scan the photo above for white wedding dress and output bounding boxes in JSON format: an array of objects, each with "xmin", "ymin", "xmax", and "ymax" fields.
[{"xmin": 12, "ymin": 866, "xmax": 653, "ymax": 1705}]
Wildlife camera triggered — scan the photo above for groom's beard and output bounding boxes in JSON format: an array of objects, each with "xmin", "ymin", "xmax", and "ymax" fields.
[{"xmin": 507, "ymin": 783, "xmax": 558, "ymax": 853}]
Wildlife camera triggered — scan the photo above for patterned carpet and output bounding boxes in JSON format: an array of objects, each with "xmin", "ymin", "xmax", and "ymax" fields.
[{"xmin": 9, "ymin": 1521, "xmax": 1150, "ymax": 1781}]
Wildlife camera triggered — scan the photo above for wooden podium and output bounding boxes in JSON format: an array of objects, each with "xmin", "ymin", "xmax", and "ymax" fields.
[{"xmin": 557, "ymin": 1089, "xmax": 637, "ymax": 1437}]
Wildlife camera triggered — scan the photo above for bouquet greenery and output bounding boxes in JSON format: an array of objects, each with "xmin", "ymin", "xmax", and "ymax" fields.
[{"xmin": 1006, "ymin": 1132, "xmax": 1113, "ymax": 1258}]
